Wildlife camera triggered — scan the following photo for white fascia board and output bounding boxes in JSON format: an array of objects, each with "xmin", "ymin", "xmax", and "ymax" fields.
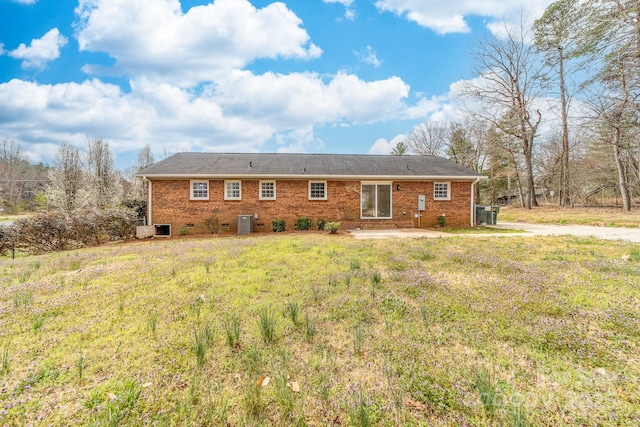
[{"xmin": 141, "ymin": 174, "xmax": 486, "ymax": 181}]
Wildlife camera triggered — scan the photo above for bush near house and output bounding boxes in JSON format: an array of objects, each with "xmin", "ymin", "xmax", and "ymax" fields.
[
  {"xmin": 295, "ymin": 218, "xmax": 312, "ymax": 230},
  {"xmin": 272, "ymin": 219, "xmax": 286, "ymax": 232},
  {"xmin": 325, "ymin": 221, "xmax": 341, "ymax": 234}
]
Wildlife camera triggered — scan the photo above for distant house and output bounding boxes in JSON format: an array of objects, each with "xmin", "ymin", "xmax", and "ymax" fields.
[{"xmin": 136, "ymin": 153, "xmax": 484, "ymax": 235}]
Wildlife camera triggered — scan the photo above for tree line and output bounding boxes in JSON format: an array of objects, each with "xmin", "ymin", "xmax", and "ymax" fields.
[
  {"xmin": 0, "ymin": 139, "xmax": 155, "ymax": 255},
  {"xmin": 0, "ymin": 138, "xmax": 154, "ymax": 215},
  {"xmin": 392, "ymin": 0, "xmax": 640, "ymax": 210}
]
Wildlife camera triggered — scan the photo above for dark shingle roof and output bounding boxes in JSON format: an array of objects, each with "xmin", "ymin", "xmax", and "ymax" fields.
[{"xmin": 137, "ymin": 153, "xmax": 483, "ymax": 179}]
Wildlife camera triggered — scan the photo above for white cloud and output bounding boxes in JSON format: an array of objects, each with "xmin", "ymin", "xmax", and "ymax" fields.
[
  {"xmin": 323, "ymin": 0, "xmax": 354, "ymax": 5},
  {"xmin": 323, "ymin": 0, "xmax": 355, "ymax": 21},
  {"xmin": 368, "ymin": 134, "xmax": 406, "ymax": 155},
  {"xmin": 355, "ymin": 46, "xmax": 382, "ymax": 68},
  {"xmin": 75, "ymin": 0, "xmax": 322, "ymax": 87},
  {"xmin": 375, "ymin": 0, "xmax": 553, "ymax": 35},
  {"xmin": 212, "ymin": 70, "xmax": 410, "ymax": 126},
  {"xmin": 275, "ymin": 127, "xmax": 324, "ymax": 153},
  {"xmin": 344, "ymin": 9, "xmax": 356, "ymax": 20},
  {"xmin": 8, "ymin": 28, "xmax": 68, "ymax": 69},
  {"xmin": 0, "ymin": 69, "xmax": 410, "ymax": 164},
  {"xmin": 403, "ymin": 95, "xmax": 447, "ymax": 119},
  {"xmin": 11, "ymin": 0, "xmax": 38, "ymax": 4}
]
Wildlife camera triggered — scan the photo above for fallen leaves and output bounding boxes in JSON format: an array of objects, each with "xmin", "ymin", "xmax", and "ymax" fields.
[
  {"xmin": 255, "ymin": 376, "xmax": 300, "ymax": 392},
  {"xmin": 288, "ymin": 381, "xmax": 300, "ymax": 393},
  {"xmin": 256, "ymin": 375, "xmax": 270, "ymax": 387}
]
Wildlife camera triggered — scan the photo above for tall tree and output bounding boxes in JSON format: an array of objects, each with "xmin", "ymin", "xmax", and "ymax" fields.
[
  {"xmin": 390, "ymin": 141, "xmax": 409, "ymax": 155},
  {"xmin": 128, "ymin": 143, "xmax": 155, "ymax": 201},
  {"xmin": 0, "ymin": 140, "xmax": 49, "ymax": 212},
  {"xmin": 534, "ymin": 0, "xmax": 581, "ymax": 206},
  {"xmin": 137, "ymin": 143, "xmax": 155, "ymax": 170},
  {"xmin": 445, "ymin": 120, "xmax": 488, "ymax": 172},
  {"xmin": 405, "ymin": 122, "xmax": 447, "ymax": 156},
  {"xmin": 85, "ymin": 138, "xmax": 122, "ymax": 208},
  {"xmin": 577, "ymin": 0, "xmax": 640, "ymax": 209},
  {"xmin": 0, "ymin": 140, "xmax": 24, "ymax": 211},
  {"xmin": 459, "ymin": 19, "xmax": 544, "ymax": 208},
  {"xmin": 46, "ymin": 144, "xmax": 90, "ymax": 212}
]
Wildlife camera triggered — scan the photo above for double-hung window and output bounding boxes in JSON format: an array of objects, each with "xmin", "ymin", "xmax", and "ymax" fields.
[
  {"xmin": 190, "ymin": 180, "xmax": 209, "ymax": 200},
  {"xmin": 361, "ymin": 182, "xmax": 392, "ymax": 219},
  {"xmin": 224, "ymin": 180, "xmax": 242, "ymax": 200},
  {"xmin": 259, "ymin": 180, "xmax": 276, "ymax": 200},
  {"xmin": 309, "ymin": 181, "xmax": 327, "ymax": 200},
  {"xmin": 434, "ymin": 182, "xmax": 450, "ymax": 200}
]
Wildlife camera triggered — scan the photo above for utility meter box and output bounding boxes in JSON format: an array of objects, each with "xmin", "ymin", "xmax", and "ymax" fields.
[{"xmin": 418, "ymin": 195, "xmax": 426, "ymax": 211}]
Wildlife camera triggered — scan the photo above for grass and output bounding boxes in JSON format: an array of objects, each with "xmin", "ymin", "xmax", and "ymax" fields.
[
  {"xmin": 499, "ymin": 205, "xmax": 640, "ymax": 227},
  {"xmin": 0, "ymin": 233, "xmax": 639, "ymax": 425}
]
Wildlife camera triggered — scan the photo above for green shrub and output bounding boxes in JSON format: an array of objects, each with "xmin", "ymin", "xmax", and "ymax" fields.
[
  {"xmin": 272, "ymin": 219, "xmax": 286, "ymax": 232},
  {"xmin": 316, "ymin": 218, "xmax": 327, "ymax": 230},
  {"xmin": 325, "ymin": 222, "xmax": 341, "ymax": 234},
  {"xmin": 437, "ymin": 214, "xmax": 446, "ymax": 227},
  {"xmin": 295, "ymin": 218, "xmax": 312, "ymax": 230}
]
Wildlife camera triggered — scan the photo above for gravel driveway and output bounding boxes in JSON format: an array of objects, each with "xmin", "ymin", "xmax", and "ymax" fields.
[
  {"xmin": 349, "ymin": 222, "xmax": 640, "ymax": 242},
  {"xmin": 492, "ymin": 222, "xmax": 640, "ymax": 242}
]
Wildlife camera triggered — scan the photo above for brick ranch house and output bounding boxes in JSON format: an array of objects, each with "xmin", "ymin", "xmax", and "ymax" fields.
[{"xmin": 136, "ymin": 153, "xmax": 484, "ymax": 235}]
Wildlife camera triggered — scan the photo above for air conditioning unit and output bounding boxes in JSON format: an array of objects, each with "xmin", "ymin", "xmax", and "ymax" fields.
[{"xmin": 237, "ymin": 215, "xmax": 254, "ymax": 235}]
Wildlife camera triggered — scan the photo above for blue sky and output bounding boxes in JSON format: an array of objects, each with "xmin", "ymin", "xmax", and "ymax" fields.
[{"xmin": 0, "ymin": 0, "xmax": 553, "ymax": 169}]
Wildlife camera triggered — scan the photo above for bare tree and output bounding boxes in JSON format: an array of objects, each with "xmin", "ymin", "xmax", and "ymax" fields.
[
  {"xmin": 534, "ymin": 0, "xmax": 582, "ymax": 206},
  {"xmin": 127, "ymin": 143, "xmax": 155, "ymax": 201},
  {"xmin": 85, "ymin": 138, "xmax": 123, "ymax": 209},
  {"xmin": 0, "ymin": 140, "xmax": 23, "ymax": 211},
  {"xmin": 405, "ymin": 122, "xmax": 447, "ymax": 156},
  {"xmin": 445, "ymin": 119, "xmax": 488, "ymax": 172},
  {"xmin": 46, "ymin": 144, "xmax": 91, "ymax": 212},
  {"xmin": 578, "ymin": 0, "xmax": 640, "ymax": 210},
  {"xmin": 459, "ymin": 19, "xmax": 544, "ymax": 208},
  {"xmin": 0, "ymin": 140, "xmax": 51, "ymax": 212},
  {"xmin": 137, "ymin": 143, "xmax": 155, "ymax": 170}
]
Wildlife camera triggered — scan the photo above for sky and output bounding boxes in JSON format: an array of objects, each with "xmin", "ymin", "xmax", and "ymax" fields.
[{"xmin": 0, "ymin": 0, "xmax": 554, "ymax": 169}]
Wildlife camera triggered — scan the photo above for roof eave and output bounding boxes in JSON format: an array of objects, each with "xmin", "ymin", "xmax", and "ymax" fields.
[{"xmin": 135, "ymin": 173, "xmax": 485, "ymax": 181}]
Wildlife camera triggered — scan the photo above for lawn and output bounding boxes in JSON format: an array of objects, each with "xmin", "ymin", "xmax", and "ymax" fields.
[
  {"xmin": 498, "ymin": 206, "xmax": 640, "ymax": 228},
  {"xmin": 1, "ymin": 233, "xmax": 639, "ymax": 426}
]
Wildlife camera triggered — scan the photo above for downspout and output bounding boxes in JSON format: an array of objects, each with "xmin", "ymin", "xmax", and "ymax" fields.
[
  {"xmin": 144, "ymin": 177, "xmax": 152, "ymax": 225},
  {"xmin": 470, "ymin": 178, "xmax": 480, "ymax": 227}
]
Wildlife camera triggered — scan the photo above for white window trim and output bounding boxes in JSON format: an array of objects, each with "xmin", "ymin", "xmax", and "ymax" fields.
[
  {"xmin": 224, "ymin": 180, "xmax": 242, "ymax": 200},
  {"xmin": 259, "ymin": 180, "xmax": 276, "ymax": 200},
  {"xmin": 308, "ymin": 181, "xmax": 327, "ymax": 200},
  {"xmin": 190, "ymin": 180, "xmax": 209, "ymax": 200},
  {"xmin": 434, "ymin": 181, "xmax": 451, "ymax": 201},
  {"xmin": 361, "ymin": 181, "xmax": 392, "ymax": 219}
]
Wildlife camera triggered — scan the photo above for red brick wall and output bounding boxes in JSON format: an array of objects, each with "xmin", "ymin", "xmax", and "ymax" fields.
[{"xmin": 149, "ymin": 179, "xmax": 474, "ymax": 234}]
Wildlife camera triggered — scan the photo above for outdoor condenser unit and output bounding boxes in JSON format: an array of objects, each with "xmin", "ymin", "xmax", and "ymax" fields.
[{"xmin": 237, "ymin": 215, "xmax": 254, "ymax": 235}]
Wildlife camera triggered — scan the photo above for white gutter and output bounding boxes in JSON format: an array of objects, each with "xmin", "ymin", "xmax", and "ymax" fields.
[{"xmin": 139, "ymin": 174, "xmax": 486, "ymax": 181}]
